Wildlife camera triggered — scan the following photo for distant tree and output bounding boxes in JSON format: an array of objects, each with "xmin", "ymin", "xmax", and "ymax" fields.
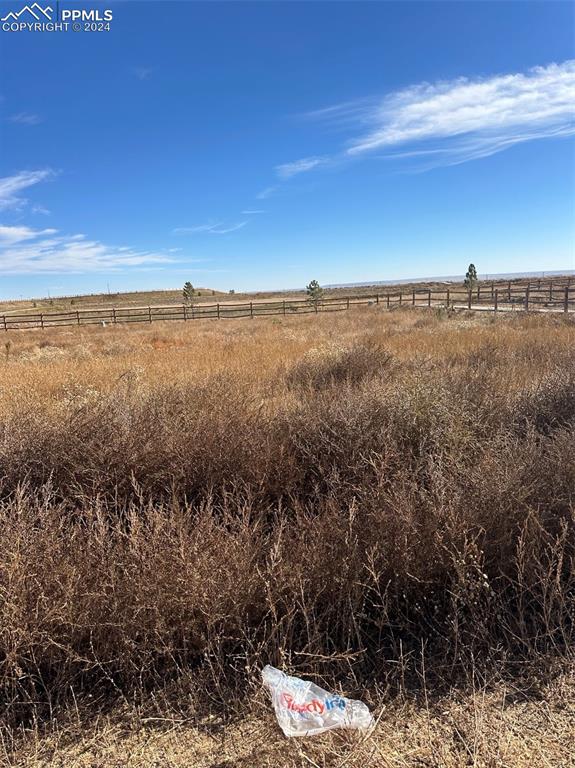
[
  {"xmin": 183, "ymin": 281, "xmax": 195, "ymax": 305},
  {"xmin": 306, "ymin": 279, "xmax": 324, "ymax": 307},
  {"xmin": 229, "ymin": 289, "xmax": 235, "ymax": 295},
  {"xmin": 464, "ymin": 264, "xmax": 478, "ymax": 290}
]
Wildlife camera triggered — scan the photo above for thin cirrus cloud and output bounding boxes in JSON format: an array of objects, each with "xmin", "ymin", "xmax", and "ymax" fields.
[
  {"xmin": 132, "ymin": 66, "xmax": 154, "ymax": 80},
  {"xmin": 0, "ymin": 225, "xmax": 57, "ymax": 247},
  {"xmin": 0, "ymin": 225, "xmax": 173, "ymax": 274},
  {"xmin": 0, "ymin": 170, "xmax": 177, "ymax": 274},
  {"xmin": 32, "ymin": 204, "xmax": 50, "ymax": 215},
  {"xmin": 173, "ymin": 221, "xmax": 248, "ymax": 235},
  {"xmin": 256, "ymin": 186, "xmax": 277, "ymax": 200},
  {"xmin": 8, "ymin": 112, "xmax": 43, "ymax": 125},
  {"xmin": 286, "ymin": 59, "xmax": 575, "ymax": 174},
  {"xmin": 0, "ymin": 169, "xmax": 55, "ymax": 211},
  {"xmin": 275, "ymin": 156, "xmax": 328, "ymax": 179}
]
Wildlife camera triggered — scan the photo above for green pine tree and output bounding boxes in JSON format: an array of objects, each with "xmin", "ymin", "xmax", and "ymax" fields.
[
  {"xmin": 183, "ymin": 282, "xmax": 195, "ymax": 305},
  {"xmin": 306, "ymin": 279, "xmax": 324, "ymax": 307},
  {"xmin": 464, "ymin": 264, "xmax": 478, "ymax": 290}
]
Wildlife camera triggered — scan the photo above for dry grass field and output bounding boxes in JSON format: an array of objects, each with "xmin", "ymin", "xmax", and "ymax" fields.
[{"xmin": 0, "ymin": 306, "xmax": 574, "ymax": 766}]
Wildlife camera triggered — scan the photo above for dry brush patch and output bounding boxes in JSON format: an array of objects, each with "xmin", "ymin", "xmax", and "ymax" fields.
[{"xmin": 0, "ymin": 309, "xmax": 573, "ymax": 764}]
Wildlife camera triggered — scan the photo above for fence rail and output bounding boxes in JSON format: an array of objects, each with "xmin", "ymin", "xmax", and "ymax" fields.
[{"xmin": 2, "ymin": 281, "xmax": 574, "ymax": 332}]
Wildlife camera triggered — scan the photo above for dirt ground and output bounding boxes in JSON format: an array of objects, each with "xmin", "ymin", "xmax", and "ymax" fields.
[{"xmin": 7, "ymin": 670, "xmax": 574, "ymax": 768}]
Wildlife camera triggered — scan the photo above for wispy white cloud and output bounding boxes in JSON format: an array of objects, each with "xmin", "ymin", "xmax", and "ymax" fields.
[
  {"xmin": 0, "ymin": 225, "xmax": 173, "ymax": 274},
  {"xmin": 275, "ymin": 156, "xmax": 327, "ymax": 179},
  {"xmin": 0, "ymin": 171, "xmax": 178, "ymax": 274},
  {"xmin": 8, "ymin": 112, "xmax": 43, "ymax": 125},
  {"xmin": 132, "ymin": 66, "xmax": 154, "ymax": 80},
  {"xmin": 31, "ymin": 204, "xmax": 50, "ymax": 215},
  {"xmin": 256, "ymin": 186, "xmax": 277, "ymax": 200},
  {"xmin": 347, "ymin": 61, "xmax": 575, "ymax": 161},
  {"xmin": 0, "ymin": 169, "xmax": 55, "ymax": 211},
  {"xmin": 304, "ymin": 99, "xmax": 373, "ymax": 125},
  {"xmin": 0, "ymin": 225, "xmax": 57, "ymax": 246},
  {"xmin": 381, "ymin": 126, "xmax": 575, "ymax": 173},
  {"xmin": 173, "ymin": 221, "xmax": 248, "ymax": 235},
  {"xmin": 291, "ymin": 60, "xmax": 575, "ymax": 173},
  {"xmin": 242, "ymin": 209, "xmax": 264, "ymax": 214}
]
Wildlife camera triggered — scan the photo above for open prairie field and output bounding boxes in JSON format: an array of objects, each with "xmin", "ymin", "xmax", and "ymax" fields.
[
  {"xmin": 1, "ymin": 307, "xmax": 574, "ymax": 767},
  {"xmin": 1, "ymin": 275, "xmax": 571, "ymax": 318}
]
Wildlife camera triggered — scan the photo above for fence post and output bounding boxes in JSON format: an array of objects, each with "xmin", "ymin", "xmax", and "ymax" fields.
[
  {"xmin": 283, "ymin": 300, "xmax": 286, "ymax": 315},
  {"xmin": 183, "ymin": 305, "xmax": 187, "ymax": 321},
  {"xmin": 446, "ymin": 288, "xmax": 450, "ymax": 308},
  {"xmin": 508, "ymin": 281, "xmax": 511, "ymax": 301},
  {"xmin": 491, "ymin": 281, "xmax": 494, "ymax": 299},
  {"xmin": 565, "ymin": 286, "xmax": 569, "ymax": 314},
  {"xmin": 525, "ymin": 286, "xmax": 529, "ymax": 311},
  {"xmin": 2, "ymin": 316, "xmax": 6, "ymax": 332},
  {"xmin": 549, "ymin": 283, "xmax": 553, "ymax": 302},
  {"xmin": 40, "ymin": 313, "xmax": 44, "ymax": 329},
  {"xmin": 428, "ymin": 289, "xmax": 431, "ymax": 307},
  {"xmin": 386, "ymin": 294, "xmax": 390, "ymax": 309},
  {"xmin": 149, "ymin": 306, "xmax": 152, "ymax": 323},
  {"xmin": 494, "ymin": 289, "xmax": 498, "ymax": 313},
  {"xmin": 467, "ymin": 290, "xmax": 472, "ymax": 310},
  {"xmin": 112, "ymin": 308, "xmax": 117, "ymax": 324},
  {"xmin": 250, "ymin": 302, "xmax": 253, "ymax": 318},
  {"xmin": 412, "ymin": 289, "xmax": 415, "ymax": 306},
  {"xmin": 76, "ymin": 311, "xmax": 80, "ymax": 325},
  {"xmin": 346, "ymin": 297, "xmax": 350, "ymax": 310},
  {"xmin": 217, "ymin": 303, "xmax": 220, "ymax": 319},
  {"xmin": 376, "ymin": 294, "xmax": 379, "ymax": 305},
  {"xmin": 314, "ymin": 300, "xmax": 318, "ymax": 314},
  {"xmin": 399, "ymin": 292, "xmax": 402, "ymax": 306}
]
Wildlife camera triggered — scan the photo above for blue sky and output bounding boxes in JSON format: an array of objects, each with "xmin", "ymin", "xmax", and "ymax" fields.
[{"xmin": 0, "ymin": 0, "xmax": 574, "ymax": 298}]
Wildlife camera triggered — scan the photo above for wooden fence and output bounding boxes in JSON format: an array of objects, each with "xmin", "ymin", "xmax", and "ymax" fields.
[{"xmin": 1, "ymin": 280, "xmax": 574, "ymax": 332}]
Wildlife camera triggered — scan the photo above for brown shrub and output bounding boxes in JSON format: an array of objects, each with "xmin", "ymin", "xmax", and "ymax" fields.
[{"xmin": 286, "ymin": 339, "xmax": 395, "ymax": 391}]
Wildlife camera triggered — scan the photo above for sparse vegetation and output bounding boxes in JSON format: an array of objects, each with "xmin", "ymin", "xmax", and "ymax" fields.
[{"xmin": 0, "ymin": 308, "xmax": 573, "ymax": 766}]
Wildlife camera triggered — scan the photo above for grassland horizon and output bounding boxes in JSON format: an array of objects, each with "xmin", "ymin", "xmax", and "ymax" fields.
[{"xmin": 1, "ymin": 271, "xmax": 573, "ymax": 315}]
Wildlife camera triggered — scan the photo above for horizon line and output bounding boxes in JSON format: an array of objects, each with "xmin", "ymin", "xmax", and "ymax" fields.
[{"xmin": 2, "ymin": 268, "xmax": 573, "ymax": 304}]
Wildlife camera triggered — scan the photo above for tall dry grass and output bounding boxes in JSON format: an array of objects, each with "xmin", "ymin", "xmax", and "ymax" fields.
[{"xmin": 0, "ymin": 308, "xmax": 573, "ymax": 759}]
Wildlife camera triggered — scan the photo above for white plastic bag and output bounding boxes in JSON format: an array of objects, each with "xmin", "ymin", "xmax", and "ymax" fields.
[{"xmin": 262, "ymin": 665, "xmax": 374, "ymax": 737}]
